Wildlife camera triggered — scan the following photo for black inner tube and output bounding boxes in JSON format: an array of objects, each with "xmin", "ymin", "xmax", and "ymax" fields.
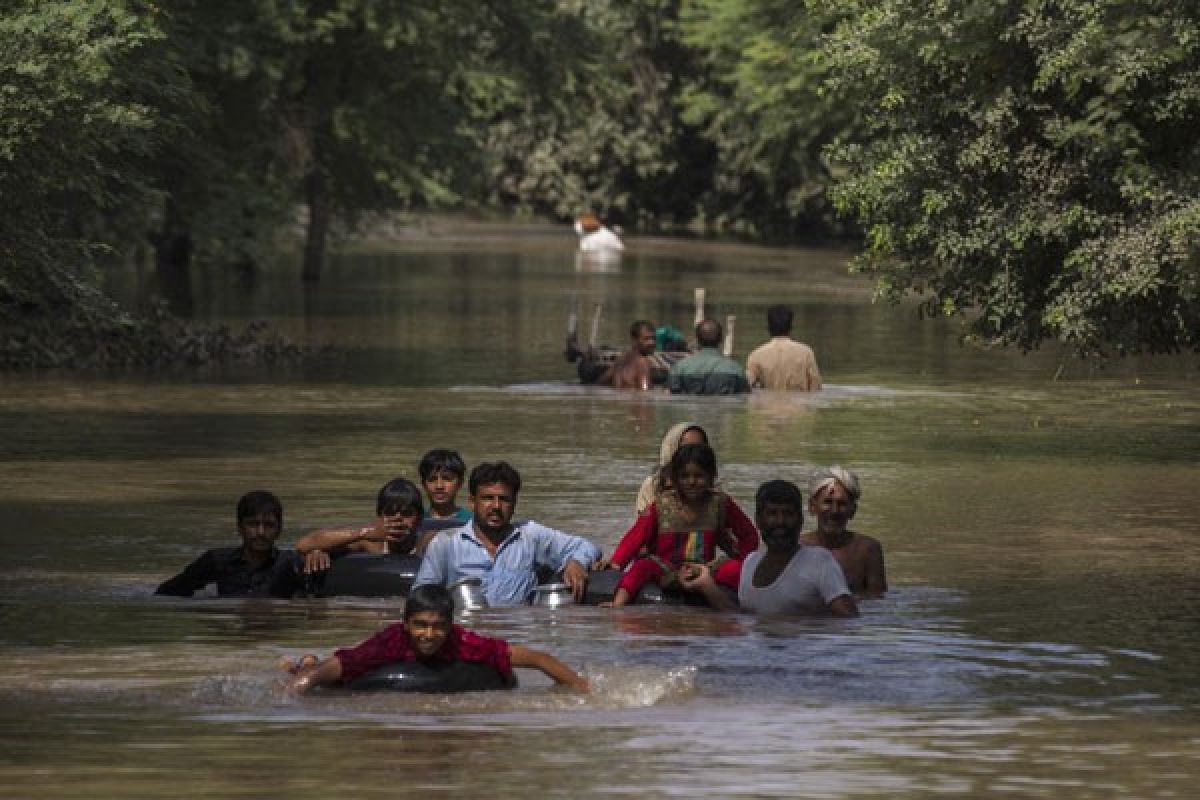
[
  {"xmin": 317, "ymin": 553, "xmax": 421, "ymax": 598},
  {"xmin": 341, "ymin": 659, "xmax": 513, "ymax": 692},
  {"xmin": 313, "ymin": 556, "xmax": 723, "ymax": 606}
]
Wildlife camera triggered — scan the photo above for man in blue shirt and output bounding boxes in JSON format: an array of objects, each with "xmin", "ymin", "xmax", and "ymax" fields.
[{"xmin": 414, "ymin": 462, "xmax": 603, "ymax": 606}]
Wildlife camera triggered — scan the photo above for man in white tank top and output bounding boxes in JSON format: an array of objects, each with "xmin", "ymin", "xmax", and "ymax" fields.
[{"xmin": 680, "ymin": 480, "xmax": 858, "ymax": 616}]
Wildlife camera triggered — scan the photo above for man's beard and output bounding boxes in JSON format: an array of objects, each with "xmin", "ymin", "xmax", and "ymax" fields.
[{"xmin": 761, "ymin": 528, "xmax": 798, "ymax": 549}]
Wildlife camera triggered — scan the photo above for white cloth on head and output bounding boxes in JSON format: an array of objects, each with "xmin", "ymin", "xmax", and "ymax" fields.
[
  {"xmin": 635, "ymin": 421, "xmax": 704, "ymax": 514},
  {"xmin": 737, "ymin": 546, "xmax": 850, "ymax": 614}
]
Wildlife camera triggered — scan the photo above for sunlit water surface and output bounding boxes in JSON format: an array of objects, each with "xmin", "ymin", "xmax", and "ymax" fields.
[{"xmin": 1, "ymin": 234, "xmax": 1197, "ymax": 798}]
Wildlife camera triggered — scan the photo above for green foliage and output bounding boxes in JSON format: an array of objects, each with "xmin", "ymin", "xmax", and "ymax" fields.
[
  {"xmin": 479, "ymin": 0, "xmax": 712, "ymax": 229},
  {"xmin": 677, "ymin": 0, "xmax": 857, "ymax": 237},
  {"xmin": 0, "ymin": 1, "xmax": 305, "ymax": 369},
  {"xmin": 0, "ymin": 1, "xmax": 171, "ymax": 308},
  {"xmin": 823, "ymin": 0, "xmax": 1200, "ymax": 355}
]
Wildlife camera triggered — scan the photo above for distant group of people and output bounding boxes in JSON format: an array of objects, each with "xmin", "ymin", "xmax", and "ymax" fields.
[
  {"xmin": 601, "ymin": 304, "xmax": 822, "ymax": 394},
  {"xmin": 158, "ymin": 436, "xmax": 885, "ymax": 693}
]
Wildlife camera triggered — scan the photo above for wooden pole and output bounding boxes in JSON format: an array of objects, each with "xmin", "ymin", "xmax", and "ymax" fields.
[
  {"xmin": 693, "ymin": 288, "xmax": 706, "ymax": 328},
  {"xmin": 589, "ymin": 302, "xmax": 604, "ymax": 347},
  {"xmin": 723, "ymin": 314, "xmax": 736, "ymax": 356}
]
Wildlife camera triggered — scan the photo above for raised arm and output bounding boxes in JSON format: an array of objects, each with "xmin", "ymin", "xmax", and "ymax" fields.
[
  {"xmin": 508, "ymin": 644, "xmax": 589, "ymax": 692},
  {"xmin": 294, "ymin": 522, "xmax": 386, "ymax": 556}
]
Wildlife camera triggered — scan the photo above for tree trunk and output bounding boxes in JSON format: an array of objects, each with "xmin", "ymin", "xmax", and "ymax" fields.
[
  {"xmin": 152, "ymin": 195, "xmax": 194, "ymax": 316},
  {"xmin": 302, "ymin": 163, "xmax": 328, "ymax": 283}
]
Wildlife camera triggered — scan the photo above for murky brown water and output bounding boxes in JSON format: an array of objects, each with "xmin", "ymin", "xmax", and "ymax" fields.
[{"xmin": 1, "ymin": 232, "xmax": 1197, "ymax": 798}]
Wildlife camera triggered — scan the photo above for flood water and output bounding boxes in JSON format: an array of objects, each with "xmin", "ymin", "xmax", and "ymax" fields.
[{"xmin": 1, "ymin": 231, "xmax": 1198, "ymax": 798}]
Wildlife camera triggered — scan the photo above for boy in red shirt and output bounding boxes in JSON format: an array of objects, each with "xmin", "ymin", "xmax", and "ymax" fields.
[{"xmin": 285, "ymin": 584, "xmax": 589, "ymax": 693}]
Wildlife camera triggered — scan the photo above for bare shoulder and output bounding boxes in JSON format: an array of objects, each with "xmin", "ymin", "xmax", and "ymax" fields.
[
  {"xmin": 850, "ymin": 532, "xmax": 883, "ymax": 554},
  {"xmin": 859, "ymin": 533, "xmax": 884, "ymax": 550}
]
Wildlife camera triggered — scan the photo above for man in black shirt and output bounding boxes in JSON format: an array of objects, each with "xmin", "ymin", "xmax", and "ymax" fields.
[{"xmin": 156, "ymin": 490, "xmax": 304, "ymax": 598}]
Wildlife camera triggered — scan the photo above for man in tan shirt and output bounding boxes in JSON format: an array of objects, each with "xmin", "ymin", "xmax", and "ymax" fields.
[{"xmin": 745, "ymin": 305, "xmax": 822, "ymax": 391}]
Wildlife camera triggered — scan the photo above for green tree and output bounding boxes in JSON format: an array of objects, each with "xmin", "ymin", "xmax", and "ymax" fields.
[
  {"xmin": 159, "ymin": 1, "xmax": 600, "ymax": 281},
  {"xmin": 0, "ymin": 2, "xmax": 303, "ymax": 368},
  {"xmin": 824, "ymin": 0, "xmax": 1200, "ymax": 356},
  {"xmin": 480, "ymin": 0, "xmax": 715, "ymax": 230},
  {"xmin": 678, "ymin": 0, "xmax": 856, "ymax": 238},
  {"xmin": 0, "ymin": 2, "xmax": 174, "ymax": 337}
]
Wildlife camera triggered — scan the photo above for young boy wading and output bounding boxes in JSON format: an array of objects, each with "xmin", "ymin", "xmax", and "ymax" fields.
[{"xmin": 285, "ymin": 585, "xmax": 588, "ymax": 693}]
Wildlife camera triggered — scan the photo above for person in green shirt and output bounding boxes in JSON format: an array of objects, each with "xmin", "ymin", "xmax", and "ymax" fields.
[{"xmin": 667, "ymin": 319, "xmax": 751, "ymax": 395}]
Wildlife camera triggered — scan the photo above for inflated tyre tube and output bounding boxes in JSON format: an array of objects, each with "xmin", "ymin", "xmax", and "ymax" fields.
[
  {"xmin": 318, "ymin": 553, "xmax": 421, "ymax": 598},
  {"xmin": 581, "ymin": 569, "xmax": 675, "ymax": 606},
  {"xmin": 343, "ymin": 659, "xmax": 513, "ymax": 692}
]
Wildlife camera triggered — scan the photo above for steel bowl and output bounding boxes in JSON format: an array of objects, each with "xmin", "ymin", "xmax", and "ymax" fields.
[
  {"xmin": 450, "ymin": 577, "xmax": 488, "ymax": 611},
  {"xmin": 532, "ymin": 582, "xmax": 575, "ymax": 609}
]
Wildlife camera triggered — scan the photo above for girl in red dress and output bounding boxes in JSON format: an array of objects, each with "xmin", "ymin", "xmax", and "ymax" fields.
[{"xmin": 606, "ymin": 444, "xmax": 759, "ymax": 607}]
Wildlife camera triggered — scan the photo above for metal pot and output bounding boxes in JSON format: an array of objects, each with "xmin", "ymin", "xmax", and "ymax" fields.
[
  {"xmin": 450, "ymin": 578, "xmax": 487, "ymax": 611},
  {"xmin": 532, "ymin": 582, "xmax": 575, "ymax": 609}
]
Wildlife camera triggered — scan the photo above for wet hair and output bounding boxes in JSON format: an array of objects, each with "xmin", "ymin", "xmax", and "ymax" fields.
[
  {"xmin": 236, "ymin": 490, "xmax": 282, "ymax": 526},
  {"xmin": 680, "ymin": 425, "xmax": 708, "ymax": 445},
  {"xmin": 695, "ymin": 319, "xmax": 723, "ymax": 348},
  {"xmin": 630, "ymin": 319, "xmax": 655, "ymax": 338},
  {"xmin": 468, "ymin": 461, "xmax": 521, "ymax": 497},
  {"xmin": 669, "ymin": 443, "xmax": 718, "ymax": 488},
  {"xmin": 418, "ymin": 448, "xmax": 466, "ymax": 481},
  {"xmin": 808, "ymin": 466, "xmax": 861, "ymax": 513},
  {"xmin": 755, "ymin": 480, "xmax": 805, "ymax": 518},
  {"xmin": 405, "ymin": 584, "xmax": 454, "ymax": 621},
  {"xmin": 376, "ymin": 477, "xmax": 424, "ymax": 517},
  {"xmin": 766, "ymin": 305, "xmax": 794, "ymax": 337}
]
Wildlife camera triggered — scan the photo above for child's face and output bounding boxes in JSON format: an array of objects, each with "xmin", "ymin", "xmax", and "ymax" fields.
[
  {"xmin": 423, "ymin": 469, "xmax": 464, "ymax": 510},
  {"xmin": 237, "ymin": 511, "xmax": 281, "ymax": 554},
  {"xmin": 404, "ymin": 610, "xmax": 452, "ymax": 657},
  {"xmin": 676, "ymin": 462, "xmax": 714, "ymax": 503},
  {"xmin": 379, "ymin": 505, "xmax": 422, "ymax": 540}
]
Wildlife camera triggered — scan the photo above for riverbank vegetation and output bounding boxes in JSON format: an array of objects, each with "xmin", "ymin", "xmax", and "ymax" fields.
[{"xmin": 1, "ymin": 0, "xmax": 1196, "ymax": 368}]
